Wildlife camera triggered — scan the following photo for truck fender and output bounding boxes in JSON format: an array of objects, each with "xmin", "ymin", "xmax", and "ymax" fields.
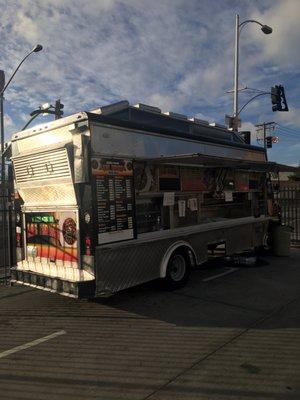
[{"xmin": 160, "ymin": 241, "xmax": 197, "ymax": 278}]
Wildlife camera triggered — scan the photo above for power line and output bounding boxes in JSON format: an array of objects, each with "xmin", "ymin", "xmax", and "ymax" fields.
[
  {"xmin": 275, "ymin": 128, "xmax": 299, "ymax": 138},
  {"xmin": 275, "ymin": 126, "xmax": 298, "ymax": 134},
  {"xmin": 278, "ymin": 141, "xmax": 300, "ymax": 144},
  {"xmin": 275, "ymin": 138, "xmax": 299, "ymax": 143},
  {"xmin": 276, "ymin": 123, "xmax": 298, "ymax": 132},
  {"xmin": 275, "ymin": 123, "xmax": 299, "ymax": 135}
]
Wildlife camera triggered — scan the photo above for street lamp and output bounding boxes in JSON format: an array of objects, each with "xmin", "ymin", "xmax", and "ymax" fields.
[
  {"xmin": 0, "ymin": 44, "xmax": 43, "ymax": 97},
  {"xmin": 233, "ymin": 14, "xmax": 272, "ymax": 130},
  {"xmin": 0, "ymin": 44, "xmax": 43, "ymax": 272}
]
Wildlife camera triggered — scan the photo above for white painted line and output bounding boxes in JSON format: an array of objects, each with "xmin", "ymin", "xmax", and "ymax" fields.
[
  {"xmin": 202, "ymin": 268, "xmax": 239, "ymax": 282},
  {"xmin": 0, "ymin": 330, "xmax": 66, "ymax": 360}
]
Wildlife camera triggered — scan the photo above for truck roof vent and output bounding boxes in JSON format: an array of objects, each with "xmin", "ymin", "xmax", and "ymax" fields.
[
  {"xmin": 163, "ymin": 111, "xmax": 188, "ymax": 120},
  {"xmin": 91, "ymin": 100, "xmax": 129, "ymax": 115},
  {"xmin": 209, "ymin": 122, "xmax": 227, "ymax": 130},
  {"xmin": 133, "ymin": 103, "xmax": 161, "ymax": 114},
  {"xmin": 189, "ymin": 117, "xmax": 209, "ymax": 126}
]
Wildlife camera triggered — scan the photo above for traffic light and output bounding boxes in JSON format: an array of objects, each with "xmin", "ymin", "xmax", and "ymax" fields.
[
  {"xmin": 271, "ymin": 85, "xmax": 289, "ymax": 112},
  {"xmin": 271, "ymin": 86, "xmax": 280, "ymax": 111},
  {"xmin": 54, "ymin": 99, "xmax": 64, "ymax": 119},
  {"xmin": 266, "ymin": 136, "xmax": 273, "ymax": 148}
]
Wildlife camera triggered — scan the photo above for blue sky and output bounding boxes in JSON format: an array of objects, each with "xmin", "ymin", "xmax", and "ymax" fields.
[{"xmin": 0, "ymin": 0, "xmax": 299, "ymax": 165}]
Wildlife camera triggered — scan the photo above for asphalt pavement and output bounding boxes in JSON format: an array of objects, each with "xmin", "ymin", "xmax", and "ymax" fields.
[{"xmin": 0, "ymin": 250, "xmax": 299, "ymax": 400}]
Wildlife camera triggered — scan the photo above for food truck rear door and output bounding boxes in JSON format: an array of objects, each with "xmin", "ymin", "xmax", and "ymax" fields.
[{"xmin": 24, "ymin": 210, "xmax": 80, "ymax": 269}]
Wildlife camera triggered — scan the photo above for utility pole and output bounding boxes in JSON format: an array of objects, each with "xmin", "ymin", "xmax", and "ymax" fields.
[
  {"xmin": 0, "ymin": 71, "xmax": 6, "ymax": 276},
  {"xmin": 0, "ymin": 45, "xmax": 43, "ymax": 277},
  {"xmin": 255, "ymin": 122, "xmax": 276, "ymax": 160}
]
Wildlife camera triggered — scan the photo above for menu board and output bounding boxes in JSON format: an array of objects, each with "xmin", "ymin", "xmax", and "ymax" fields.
[{"xmin": 92, "ymin": 158, "xmax": 134, "ymax": 244}]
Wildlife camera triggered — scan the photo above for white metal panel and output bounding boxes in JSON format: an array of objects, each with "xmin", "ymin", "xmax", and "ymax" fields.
[
  {"xmin": 13, "ymin": 148, "xmax": 76, "ymax": 206},
  {"xmin": 13, "ymin": 148, "xmax": 70, "ymax": 183}
]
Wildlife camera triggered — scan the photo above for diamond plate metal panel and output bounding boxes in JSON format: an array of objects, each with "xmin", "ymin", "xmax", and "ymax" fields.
[
  {"xmin": 95, "ymin": 238, "xmax": 174, "ymax": 295},
  {"xmin": 20, "ymin": 184, "xmax": 76, "ymax": 206},
  {"xmin": 95, "ymin": 218, "xmax": 270, "ymax": 296}
]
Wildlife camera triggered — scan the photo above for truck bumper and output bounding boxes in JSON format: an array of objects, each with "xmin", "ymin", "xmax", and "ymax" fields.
[{"xmin": 10, "ymin": 267, "xmax": 95, "ymax": 298}]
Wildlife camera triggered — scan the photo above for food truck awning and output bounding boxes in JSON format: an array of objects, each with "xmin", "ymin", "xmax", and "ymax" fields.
[{"xmin": 140, "ymin": 153, "xmax": 299, "ymax": 173}]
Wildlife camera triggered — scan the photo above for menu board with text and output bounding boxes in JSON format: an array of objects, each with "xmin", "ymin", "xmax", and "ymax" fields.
[{"xmin": 92, "ymin": 158, "xmax": 134, "ymax": 244}]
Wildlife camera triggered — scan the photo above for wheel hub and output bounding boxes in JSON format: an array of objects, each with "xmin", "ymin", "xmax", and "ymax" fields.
[{"xmin": 169, "ymin": 254, "xmax": 186, "ymax": 282}]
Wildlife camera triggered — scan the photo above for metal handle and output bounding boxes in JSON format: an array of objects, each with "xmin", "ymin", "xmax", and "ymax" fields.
[
  {"xmin": 26, "ymin": 165, "xmax": 34, "ymax": 176},
  {"xmin": 45, "ymin": 161, "xmax": 54, "ymax": 173}
]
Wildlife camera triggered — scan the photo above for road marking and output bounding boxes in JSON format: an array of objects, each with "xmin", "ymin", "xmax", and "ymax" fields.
[
  {"xmin": 202, "ymin": 267, "xmax": 239, "ymax": 282},
  {"xmin": 0, "ymin": 330, "xmax": 66, "ymax": 359}
]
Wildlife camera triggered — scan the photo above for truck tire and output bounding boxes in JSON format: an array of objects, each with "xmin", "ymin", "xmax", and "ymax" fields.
[{"xmin": 164, "ymin": 251, "xmax": 191, "ymax": 290}]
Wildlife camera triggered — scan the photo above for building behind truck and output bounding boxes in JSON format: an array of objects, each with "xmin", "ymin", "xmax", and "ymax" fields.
[{"xmin": 10, "ymin": 100, "xmax": 289, "ymax": 298}]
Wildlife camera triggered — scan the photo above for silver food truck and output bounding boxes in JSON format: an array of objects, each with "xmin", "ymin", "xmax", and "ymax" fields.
[{"xmin": 10, "ymin": 100, "xmax": 282, "ymax": 298}]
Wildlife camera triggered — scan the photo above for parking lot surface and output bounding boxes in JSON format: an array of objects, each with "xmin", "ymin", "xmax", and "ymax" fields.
[{"xmin": 0, "ymin": 250, "xmax": 299, "ymax": 400}]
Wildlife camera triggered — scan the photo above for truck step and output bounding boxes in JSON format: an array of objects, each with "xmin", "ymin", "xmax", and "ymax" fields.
[{"xmin": 10, "ymin": 268, "xmax": 95, "ymax": 298}]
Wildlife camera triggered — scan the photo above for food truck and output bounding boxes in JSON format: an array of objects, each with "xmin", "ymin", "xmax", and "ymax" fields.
[{"xmin": 10, "ymin": 100, "xmax": 284, "ymax": 298}]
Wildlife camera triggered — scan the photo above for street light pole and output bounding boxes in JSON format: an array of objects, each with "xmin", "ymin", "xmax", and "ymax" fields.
[
  {"xmin": 0, "ymin": 72, "xmax": 6, "ymax": 277},
  {"xmin": 233, "ymin": 14, "xmax": 239, "ymax": 120},
  {"xmin": 232, "ymin": 14, "xmax": 272, "ymax": 132},
  {"xmin": 0, "ymin": 44, "xmax": 43, "ymax": 274},
  {"xmin": 0, "ymin": 91, "xmax": 5, "ymax": 271}
]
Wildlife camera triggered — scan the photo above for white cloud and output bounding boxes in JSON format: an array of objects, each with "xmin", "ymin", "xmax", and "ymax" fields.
[
  {"xmin": 275, "ymin": 107, "xmax": 300, "ymax": 128},
  {"xmin": 146, "ymin": 93, "xmax": 178, "ymax": 112},
  {"xmin": 251, "ymin": 0, "xmax": 300, "ymax": 70},
  {"xmin": 0, "ymin": 0, "xmax": 299, "ymax": 167},
  {"xmin": 240, "ymin": 121, "xmax": 259, "ymax": 144},
  {"xmin": 1, "ymin": 0, "xmax": 236, "ymax": 134},
  {"xmin": 4, "ymin": 114, "xmax": 14, "ymax": 127}
]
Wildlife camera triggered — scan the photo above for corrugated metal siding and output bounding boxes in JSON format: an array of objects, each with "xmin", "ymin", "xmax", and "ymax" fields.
[
  {"xmin": 12, "ymin": 148, "xmax": 77, "ymax": 207},
  {"xmin": 13, "ymin": 148, "xmax": 71, "ymax": 184}
]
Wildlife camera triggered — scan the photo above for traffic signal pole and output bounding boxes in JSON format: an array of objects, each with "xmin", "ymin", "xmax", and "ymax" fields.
[
  {"xmin": 22, "ymin": 99, "xmax": 64, "ymax": 131},
  {"xmin": 255, "ymin": 122, "xmax": 276, "ymax": 160}
]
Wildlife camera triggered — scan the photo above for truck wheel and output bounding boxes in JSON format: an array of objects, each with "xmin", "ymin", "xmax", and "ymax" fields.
[{"xmin": 164, "ymin": 251, "xmax": 191, "ymax": 290}]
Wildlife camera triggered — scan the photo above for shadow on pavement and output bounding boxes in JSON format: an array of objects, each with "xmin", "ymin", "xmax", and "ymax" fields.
[{"xmin": 91, "ymin": 252, "xmax": 300, "ymax": 330}]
